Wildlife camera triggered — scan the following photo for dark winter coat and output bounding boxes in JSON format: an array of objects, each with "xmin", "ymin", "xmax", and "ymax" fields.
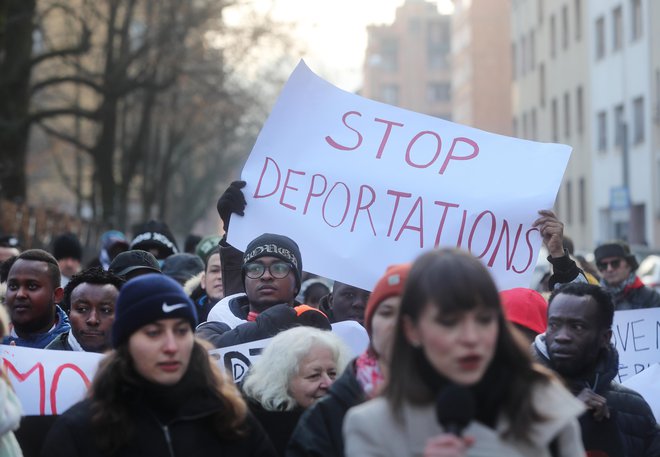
[
  {"xmin": 286, "ymin": 359, "xmax": 365, "ymax": 457},
  {"xmin": 40, "ymin": 387, "xmax": 276, "ymax": 457},
  {"xmin": 246, "ymin": 398, "xmax": 304, "ymax": 457},
  {"xmin": 533, "ymin": 335, "xmax": 660, "ymax": 457},
  {"xmin": 44, "ymin": 332, "xmax": 73, "ymax": 351}
]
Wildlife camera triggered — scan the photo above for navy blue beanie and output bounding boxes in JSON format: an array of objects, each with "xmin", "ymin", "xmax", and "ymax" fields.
[{"xmin": 111, "ymin": 273, "xmax": 198, "ymax": 348}]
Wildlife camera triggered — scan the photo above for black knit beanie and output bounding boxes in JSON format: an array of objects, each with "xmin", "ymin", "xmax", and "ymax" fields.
[{"xmin": 242, "ymin": 233, "xmax": 303, "ymax": 291}]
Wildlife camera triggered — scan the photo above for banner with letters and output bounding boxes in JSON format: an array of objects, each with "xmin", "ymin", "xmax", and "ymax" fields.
[
  {"xmin": 612, "ymin": 307, "xmax": 660, "ymax": 382},
  {"xmin": 1, "ymin": 322, "xmax": 367, "ymax": 415},
  {"xmin": 228, "ymin": 61, "xmax": 572, "ymax": 291}
]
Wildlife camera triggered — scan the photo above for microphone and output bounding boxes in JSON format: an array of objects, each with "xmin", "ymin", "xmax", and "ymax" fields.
[{"xmin": 435, "ymin": 384, "xmax": 476, "ymax": 437}]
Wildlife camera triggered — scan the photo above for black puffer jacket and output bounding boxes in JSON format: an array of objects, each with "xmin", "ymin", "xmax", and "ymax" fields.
[
  {"xmin": 40, "ymin": 383, "xmax": 276, "ymax": 457},
  {"xmin": 611, "ymin": 282, "xmax": 660, "ymax": 310},
  {"xmin": 533, "ymin": 335, "xmax": 660, "ymax": 457},
  {"xmin": 286, "ymin": 359, "xmax": 365, "ymax": 457}
]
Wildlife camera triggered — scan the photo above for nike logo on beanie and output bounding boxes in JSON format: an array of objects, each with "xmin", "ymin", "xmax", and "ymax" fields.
[{"xmin": 162, "ymin": 302, "xmax": 188, "ymax": 313}]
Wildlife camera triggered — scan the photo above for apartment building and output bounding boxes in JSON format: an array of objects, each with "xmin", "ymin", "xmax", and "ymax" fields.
[
  {"xmin": 451, "ymin": 0, "xmax": 512, "ymax": 136},
  {"xmin": 362, "ymin": 0, "xmax": 452, "ymax": 119}
]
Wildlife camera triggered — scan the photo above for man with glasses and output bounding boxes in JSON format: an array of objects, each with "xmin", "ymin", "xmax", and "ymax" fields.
[
  {"xmin": 197, "ymin": 233, "xmax": 330, "ymax": 347},
  {"xmin": 593, "ymin": 241, "xmax": 660, "ymax": 310}
]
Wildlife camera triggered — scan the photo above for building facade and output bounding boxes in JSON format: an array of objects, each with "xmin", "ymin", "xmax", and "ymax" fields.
[{"xmin": 362, "ymin": 0, "xmax": 452, "ymax": 120}]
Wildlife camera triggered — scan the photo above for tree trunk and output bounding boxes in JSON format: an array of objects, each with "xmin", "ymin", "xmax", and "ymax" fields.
[{"xmin": 0, "ymin": 0, "xmax": 36, "ymax": 201}]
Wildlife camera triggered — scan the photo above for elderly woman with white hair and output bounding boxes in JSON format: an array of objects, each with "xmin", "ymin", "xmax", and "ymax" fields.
[{"xmin": 241, "ymin": 326, "xmax": 350, "ymax": 456}]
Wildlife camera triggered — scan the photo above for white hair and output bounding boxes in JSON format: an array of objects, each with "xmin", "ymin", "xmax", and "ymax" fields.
[{"xmin": 242, "ymin": 326, "xmax": 350, "ymax": 411}]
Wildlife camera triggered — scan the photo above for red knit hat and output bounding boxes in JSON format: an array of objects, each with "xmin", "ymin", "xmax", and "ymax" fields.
[
  {"xmin": 364, "ymin": 263, "xmax": 411, "ymax": 336},
  {"xmin": 500, "ymin": 287, "xmax": 548, "ymax": 335}
]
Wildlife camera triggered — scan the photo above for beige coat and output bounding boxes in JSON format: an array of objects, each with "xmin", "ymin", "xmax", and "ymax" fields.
[{"xmin": 343, "ymin": 379, "xmax": 585, "ymax": 457}]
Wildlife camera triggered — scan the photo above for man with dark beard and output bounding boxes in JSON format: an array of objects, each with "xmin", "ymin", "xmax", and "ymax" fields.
[{"xmin": 533, "ymin": 282, "xmax": 660, "ymax": 456}]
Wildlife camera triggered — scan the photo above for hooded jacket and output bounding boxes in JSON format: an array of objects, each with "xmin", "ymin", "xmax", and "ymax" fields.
[
  {"xmin": 533, "ymin": 334, "xmax": 660, "ymax": 456},
  {"xmin": 2, "ymin": 306, "xmax": 70, "ymax": 349},
  {"xmin": 286, "ymin": 359, "xmax": 365, "ymax": 457}
]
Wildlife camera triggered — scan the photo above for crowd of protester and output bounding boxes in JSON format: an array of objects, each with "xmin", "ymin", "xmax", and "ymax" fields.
[{"xmin": 0, "ymin": 181, "xmax": 659, "ymax": 456}]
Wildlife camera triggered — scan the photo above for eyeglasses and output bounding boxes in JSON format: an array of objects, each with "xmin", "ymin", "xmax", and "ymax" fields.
[
  {"xmin": 244, "ymin": 261, "xmax": 292, "ymax": 279},
  {"xmin": 596, "ymin": 259, "xmax": 622, "ymax": 272}
]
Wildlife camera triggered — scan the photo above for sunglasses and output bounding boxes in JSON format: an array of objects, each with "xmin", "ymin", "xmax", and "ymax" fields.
[{"xmin": 596, "ymin": 259, "xmax": 622, "ymax": 272}]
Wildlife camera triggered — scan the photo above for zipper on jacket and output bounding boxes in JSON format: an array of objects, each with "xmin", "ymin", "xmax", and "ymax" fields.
[{"xmin": 162, "ymin": 424, "xmax": 175, "ymax": 457}]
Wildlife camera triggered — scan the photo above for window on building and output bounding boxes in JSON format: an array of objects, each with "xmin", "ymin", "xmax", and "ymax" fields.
[
  {"xmin": 577, "ymin": 86, "xmax": 584, "ymax": 134},
  {"xmin": 633, "ymin": 96, "xmax": 645, "ymax": 144},
  {"xmin": 614, "ymin": 104, "xmax": 625, "ymax": 146},
  {"xmin": 579, "ymin": 177, "xmax": 586, "ymax": 224},
  {"xmin": 566, "ymin": 180, "xmax": 573, "ymax": 224},
  {"xmin": 562, "ymin": 5, "xmax": 569, "ymax": 50},
  {"xmin": 575, "ymin": 0, "xmax": 582, "ymax": 40},
  {"xmin": 529, "ymin": 30, "xmax": 536, "ymax": 71},
  {"xmin": 612, "ymin": 6, "xmax": 623, "ymax": 52},
  {"xmin": 539, "ymin": 63, "xmax": 546, "ymax": 107},
  {"xmin": 656, "ymin": 70, "xmax": 660, "ymax": 122},
  {"xmin": 513, "ymin": 117, "xmax": 518, "ymax": 137},
  {"xmin": 381, "ymin": 38, "xmax": 398, "ymax": 71},
  {"xmin": 531, "ymin": 108, "xmax": 538, "ymax": 140},
  {"xmin": 552, "ymin": 98, "xmax": 558, "ymax": 142},
  {"xmin": 427, "ymin": 22, "xmax": 450, "ymax": 69},
  {"xmin": 597, "ymin": 111, "xmax": 607, "ymax": 151},
  {"xmin": 381, "ymin": 84, "xmax": 399, "ymax": 105},
  {"xmin": 538, "ymin": 0, "xmax": 544, "ymax": 25},
  {"xmin": 512, "ymin": 42, "xmax": 517, "ymax": 80},
  {"xmin": 426, "ymin": 83, "xmax": 451, "ymax": 102},
  {"xmin": 564, "ymin": 92, "xmax": 571, "ymax": 138},
  {"xmin": 520, "ymin": 35, "xmax": 527, "ymax": 75},
  {"xmin": 595, "ymin": 16, "xmax": 605, "ymax": 60},
  {"xmin": 522, "ymin": 112, "xmax": 528, "ymax": 139},
  {"xmin": 550, "ymin": 15, "xmax": 557, "ymax": 58},
  {"xmin": 631, "ymin": 0, "xmax": 643, "ymax": 41}
]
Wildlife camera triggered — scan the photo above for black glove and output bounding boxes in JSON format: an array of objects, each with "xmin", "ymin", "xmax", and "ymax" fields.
[{"xmin": 216, "ymin": 180, "xmax": 247, "ymax": 232}]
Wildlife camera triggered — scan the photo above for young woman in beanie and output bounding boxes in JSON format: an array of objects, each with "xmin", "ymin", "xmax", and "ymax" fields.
[
  {"xmin": 287, "ymin": 263, "xmax": 410, "ymax": 457},
  {"xmin": 41, "ymin": 274, "xmax": 276, "ymax": 457},
  {"xmin": 344, "ymin": 249, "xmax": 585, "ymax": 457}
]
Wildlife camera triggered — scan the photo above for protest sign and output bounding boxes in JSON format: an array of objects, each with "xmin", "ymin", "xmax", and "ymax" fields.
[
  {"xmin": 228, "ymin": 61, "xmax": 571, "ymax": 291},
  {"xmin": 612, "ymin": 308, "xmax": 660, "ymax": 382},
  {"xmin": 1, "ymin": 345, "xmax": 102, "ymax": 415},
  {"xmin": 622, "ymin": 363, "xmax": 660, "ymax": 422},
  {"xmin": 210, "ymin": 321, "xmax": 368, "ymax": 383}
]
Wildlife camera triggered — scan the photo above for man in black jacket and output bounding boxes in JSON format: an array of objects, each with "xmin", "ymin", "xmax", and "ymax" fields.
[
  {"xmin": 594, "ymin": 241, "xmax": 660, "ymax": 310},
  {"xmin": 533, "ymin": 282, "xmax": 660, "ymax": 456}
]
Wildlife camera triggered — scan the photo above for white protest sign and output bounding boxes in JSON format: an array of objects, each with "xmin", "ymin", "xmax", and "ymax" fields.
[
  {"xmin": 611, "ymin": 308, "xmax": 660, "ymax": 382},
  {"xmin": 1, "ymin": 345, "xmax": 103, "ymax": 416},
  {"xmin": 210, "ymin": 322, "xmax": 369, "ymax": 383},
  {"xmin": 229, "ymin": 61, "xmax": 571, "ymax": 291},
  {"xmin": 622, "ymin": 363, "xmax": 660, "ymax": 422}
]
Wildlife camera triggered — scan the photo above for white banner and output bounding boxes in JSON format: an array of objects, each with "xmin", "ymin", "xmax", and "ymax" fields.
[
  {"xmin": 229, "ymin": 61, "xmax": 571, "ymax": 291},
  {"xmin": 1, "ymin": 345, "xmax": 102, "ymax": 416},
  {"xmin": 612, "ymin": 308, "xmax": 660, "ymax": 382},
  {"xmin": 622, "ymin": 363, "xmax": 660, "ymax": 422}
]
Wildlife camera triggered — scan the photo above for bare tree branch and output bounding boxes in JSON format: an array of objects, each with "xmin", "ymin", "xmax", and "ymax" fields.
[{"xmin": 37, "ymin": 121, "xmax": 94, "ymax": 152}]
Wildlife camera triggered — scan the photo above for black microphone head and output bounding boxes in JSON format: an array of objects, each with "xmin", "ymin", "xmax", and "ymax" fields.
[{"xmin": 435, "ymin": 384, "xmax": 476, "ymax": 437}]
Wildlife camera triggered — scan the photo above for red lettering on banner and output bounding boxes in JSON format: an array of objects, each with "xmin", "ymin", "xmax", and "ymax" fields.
[
  {"xmin": 439, "ymin": 137, "xmax": 479, "ymax": 175},
  {"xmin": 386, "ymin": 190, "xmax": 412, "ymax": 237},
  {"xmin": 374, "ymin": 118, "xmax": 405, "ymax": 159},
  {"xmin": 468, "ymin": 211, "xmax": 497, "ymax": 259},
  {"xmin": 50, "ymin": 363, "xmax": 91, "ymax": 415},
  {"xmin": 322, "ymin": 182, "xmax": 351, "ymax": 228},
  {"xmin": 487, "ymin": 220, "xmax": 524, "ymax": 268},
  {"xmin": 303, "ymin": 174, "xmax": 328, "ymax": 215},
  {"xmin": 3, "ymin": 359, "xmax": 46, "ymax": 415},
  {"xmin": 254, "ymin": 157, "xmax": 281, "ymax": 198},
  {"xmin": 280, "ymin": 169, "xmax": 305, "ymax": 210},
  {"xmin": 395, "ymin": 196, "xmax": 424, "ymax": 248},
  {"xmin": 433, "ymin": 200, "xmax": 460, "ymax": 247},
  {"xmin": 406, "ymin": 131, "xmax": 442, "ymax": 169},
  {"xmin": 351, "ymin": 185, "xmax": 377, "ymax": 235},
  {"xmin": 512, "ymin": 228, "xmax": 537, "ymax": 274},
  {"xmin": 325, "ymin": 111, "xmax": 363, "ymax": 151}
]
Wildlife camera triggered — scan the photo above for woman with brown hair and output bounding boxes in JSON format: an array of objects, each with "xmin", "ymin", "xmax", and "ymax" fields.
[
  {"xmin": 344, "ymin": 249, "xmax": 585, "ymax": 457},
  {"xmin": 41, "ymin": 274, "xmax": 275, "ymax": 457}
]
